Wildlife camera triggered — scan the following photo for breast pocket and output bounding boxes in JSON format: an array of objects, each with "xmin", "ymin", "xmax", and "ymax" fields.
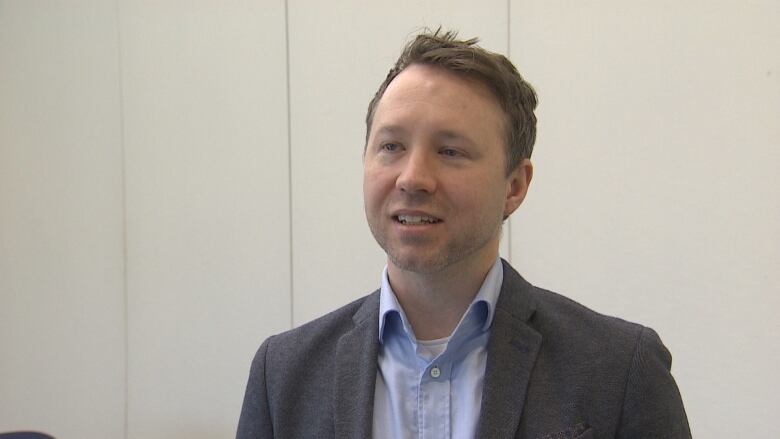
[
  {"xmin": 537, "ymin": 422, "xmax": 591, "ymax": 439},
  {"xmin": 572, "ymin": 427, "xmax": 593, "ymax": 439}
]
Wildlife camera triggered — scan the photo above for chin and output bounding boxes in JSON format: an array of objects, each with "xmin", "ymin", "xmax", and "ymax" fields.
[{"xmin": 388, "ymin": 251, "xmax": 450, "ymax": 275}]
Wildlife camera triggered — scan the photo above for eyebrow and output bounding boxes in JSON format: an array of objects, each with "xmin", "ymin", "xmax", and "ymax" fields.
[
  {"xmin": 373, "ymin": 125, "xmax": 408, "ymax": 137},
  {"xmin": 435, "ymin": 130, "xmax": 474, "ymax": 145},
  {"xmin": 373, "ymin": 125, "xmax": 476, "ymax": 146}
]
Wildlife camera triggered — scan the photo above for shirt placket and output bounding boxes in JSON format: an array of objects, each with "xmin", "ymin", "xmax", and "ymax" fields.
[{"xmin": 417, "ymin": 359, "xmax": 452, "ymax": 439}]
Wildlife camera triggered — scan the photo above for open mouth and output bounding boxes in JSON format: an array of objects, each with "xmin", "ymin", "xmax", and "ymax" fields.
[{"xmin": 394, "ymin": 214, "xmax": 442, "ymax": 225}]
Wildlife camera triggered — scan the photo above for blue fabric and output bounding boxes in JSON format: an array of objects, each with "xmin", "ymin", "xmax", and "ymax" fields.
[{"xmin": 372, "ymin": 258, "xmax": 503, "ymax": 439}]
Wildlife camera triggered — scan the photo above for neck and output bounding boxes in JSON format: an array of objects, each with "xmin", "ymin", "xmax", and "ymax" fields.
[{"xmin": 387, "ymin": 252, "xmax": 498, "ymax": 340}]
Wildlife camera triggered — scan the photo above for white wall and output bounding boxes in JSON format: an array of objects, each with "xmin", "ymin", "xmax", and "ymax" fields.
[
  {"xmin": 0, "ymin": 1, "xmax": 126, "ymax": 438},
  {"xmin": 1, "ymin": 1, "xmax": 777, "ymax": 438},
  {"xmin": 117, "ymin": 2, "xmax": 290, "ymax": 438}
]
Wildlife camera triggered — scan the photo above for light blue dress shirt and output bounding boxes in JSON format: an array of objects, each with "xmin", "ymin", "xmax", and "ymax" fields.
[{"xmin": 372, "ymin": 258, "xmax": 504, "ymax": 439}]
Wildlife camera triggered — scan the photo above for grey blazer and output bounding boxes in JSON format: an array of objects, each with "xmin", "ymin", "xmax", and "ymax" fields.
[{"xmin": 237, "ymin": 261, "xmax": 691, "ymax": 438}]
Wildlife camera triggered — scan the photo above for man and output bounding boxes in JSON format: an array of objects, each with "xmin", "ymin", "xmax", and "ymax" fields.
[{"xmin": 237, "ymin": 30, "xmax": 690, "ymax": 439}]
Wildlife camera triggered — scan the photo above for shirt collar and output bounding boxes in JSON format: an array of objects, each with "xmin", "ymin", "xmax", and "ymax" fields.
[{"xmin": 378, "ymin": 257, "xmax": 504, "ymax": 343}]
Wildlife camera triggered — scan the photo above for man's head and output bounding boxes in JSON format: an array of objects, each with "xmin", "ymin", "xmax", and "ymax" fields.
[
  {"xmin": 365, "ymin": 29, "xmax": 538, "ymax": 175},
  {"xmin": 363, "ymin": 30, "xmax": 537, "ymax": 275}
]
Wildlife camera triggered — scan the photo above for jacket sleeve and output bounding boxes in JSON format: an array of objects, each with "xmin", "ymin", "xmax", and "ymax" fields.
[
  {"xmin": 616, "ymin": 326, "xmax": 692, "ymax": 438},
  {"xmin": 236, "ymin": 338, "xmax": 274, "ymax": 439}
]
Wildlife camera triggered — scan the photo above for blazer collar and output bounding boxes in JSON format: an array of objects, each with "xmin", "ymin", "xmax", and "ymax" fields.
[
  {"xmin": 477, "ymin": 259, "xmax": 542, "ymax": 438},
  {"xmin": 333, "ymin": 291, "xmax": 380, "ymax": 438}
]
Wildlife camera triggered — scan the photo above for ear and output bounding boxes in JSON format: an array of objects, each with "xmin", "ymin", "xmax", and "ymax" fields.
[{"xmin": 503, "ymin": 159, "xmax": 533, "ymax": 219}]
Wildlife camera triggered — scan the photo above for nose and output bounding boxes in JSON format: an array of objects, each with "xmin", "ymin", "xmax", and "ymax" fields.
[{"xmin": 395, "ymin": 149, "xmax": 437, "ymax": 194}]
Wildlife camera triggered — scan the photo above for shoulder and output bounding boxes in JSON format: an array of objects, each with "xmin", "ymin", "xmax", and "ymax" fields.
[
  {"xmin": 498, "ymin": 260, "xmax": 671, "ymax": 383},
  {"xmin": 499, "ymin": 260, "xmax": 647, "ymax": 352},
  {"xmin": 257, "ymin": 290, "xmax": 379, "ymax": 368},
  {"xmin": 530, "ymin": 285, "xmax": 673, "ymax": 371},
  {"xmin": 531, "ymin": 285, "xmax": 645, "ymax": 348},
  {"xmin": 498, "ymin": 262, "xmax": 690, "ymax": 435},
  {"xmin": 239, "ymin": 292, "xmax": 380, "ymax": 437}
]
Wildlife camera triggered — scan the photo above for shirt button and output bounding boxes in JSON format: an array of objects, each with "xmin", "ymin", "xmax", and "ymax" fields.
[{"xmin": 430, "ymin": 366, "xmax": 441, "ymax": 378}]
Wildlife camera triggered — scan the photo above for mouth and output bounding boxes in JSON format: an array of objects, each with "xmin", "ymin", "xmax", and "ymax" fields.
[{"xmin": 393, "ymin": 214, "xmax": 442, "ymax": 225}]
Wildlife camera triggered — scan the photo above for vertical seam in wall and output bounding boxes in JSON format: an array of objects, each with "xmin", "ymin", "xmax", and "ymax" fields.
[
  {"xmin": 284, "ymin": 0, "xmax": 294, "ymax": 330},
  {"xmin": 113, "ymin": 0, "xmax": 129, "ymax": 437},
  {"xmin": 506, "ymin": 0, "xmax": 513, "ymax": 264},
  {"xmin": 507, "ymin": 0, "xmax": 511, "ymax": 54}
]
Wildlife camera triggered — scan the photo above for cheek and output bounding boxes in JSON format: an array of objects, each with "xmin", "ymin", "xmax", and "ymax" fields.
[
  {"xmin": 363, "ymin": 169, "xmax": 391, "ymax": 210},
  {"xmin": 449, "ymin": 173, "xmax": 497, "ymax": 201},
  {"xmin": 450, "ymin": 177, "xmax": 508, "ymax": 217}
]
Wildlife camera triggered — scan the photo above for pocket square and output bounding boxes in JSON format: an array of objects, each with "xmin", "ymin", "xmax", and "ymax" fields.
[{"xmin": 537, "ymin": 422, "xmax": 591, "ymax": 439}]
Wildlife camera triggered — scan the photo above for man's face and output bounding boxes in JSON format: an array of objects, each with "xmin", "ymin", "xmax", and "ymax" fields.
[{"xmin": 363, "ymin": 64, "xmax": 531, "ymax": 274}]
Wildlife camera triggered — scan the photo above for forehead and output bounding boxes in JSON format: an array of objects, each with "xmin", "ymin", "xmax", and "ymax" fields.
[{"xmin": 372, "ymin": 64, "xmax": 506, "ymax": 138}]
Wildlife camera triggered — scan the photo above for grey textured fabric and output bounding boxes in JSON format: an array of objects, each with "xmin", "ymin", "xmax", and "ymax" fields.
[{"xmin": 237, "ymin": 260, "xmax": 691, "ymax": 439}]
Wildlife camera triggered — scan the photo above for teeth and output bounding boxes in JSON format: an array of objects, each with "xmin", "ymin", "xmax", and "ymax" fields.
[{"xmin": 397, "ymin": 215, "xmax": 439, "ymax": 225}]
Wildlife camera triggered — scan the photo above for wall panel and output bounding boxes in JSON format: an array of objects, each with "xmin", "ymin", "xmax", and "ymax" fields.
[
  {"xmin": 509, "ymin": 1, "xmax": 780, "ymax": 436},
  {"xmin": 119, "ymin": 1, "xmax": 290, "ymax": 438},
  {"xmin": 0, "ymin": 1, "xmax": 125, "ymax": 438},
  {"xmin": 288, "ymin": 0, "xmax": 510, "ymax": 326}
]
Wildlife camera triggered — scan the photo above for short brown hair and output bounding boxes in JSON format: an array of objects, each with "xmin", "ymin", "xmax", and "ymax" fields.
[{"xmin": 365, "ymin": 29, "xmax": 538, "ymax": 175}]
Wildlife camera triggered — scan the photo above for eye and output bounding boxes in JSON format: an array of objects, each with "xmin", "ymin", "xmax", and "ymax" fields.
[
  {"xmin": 381, "ymin": 142, "xmax": 401, "ymax": 152},
  {"xmin": 440, "ymin": 147, "xmax": 461, "ymax": 157}
]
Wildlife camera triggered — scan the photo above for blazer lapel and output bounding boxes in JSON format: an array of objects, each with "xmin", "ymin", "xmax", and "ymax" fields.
[
  {"xmin": 477, "ymin": 260, "xmax": 542, "ymax": 439},
  {"xmin": 333, "ymin": 292, "xmax": 380, "ymax": 439}
]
